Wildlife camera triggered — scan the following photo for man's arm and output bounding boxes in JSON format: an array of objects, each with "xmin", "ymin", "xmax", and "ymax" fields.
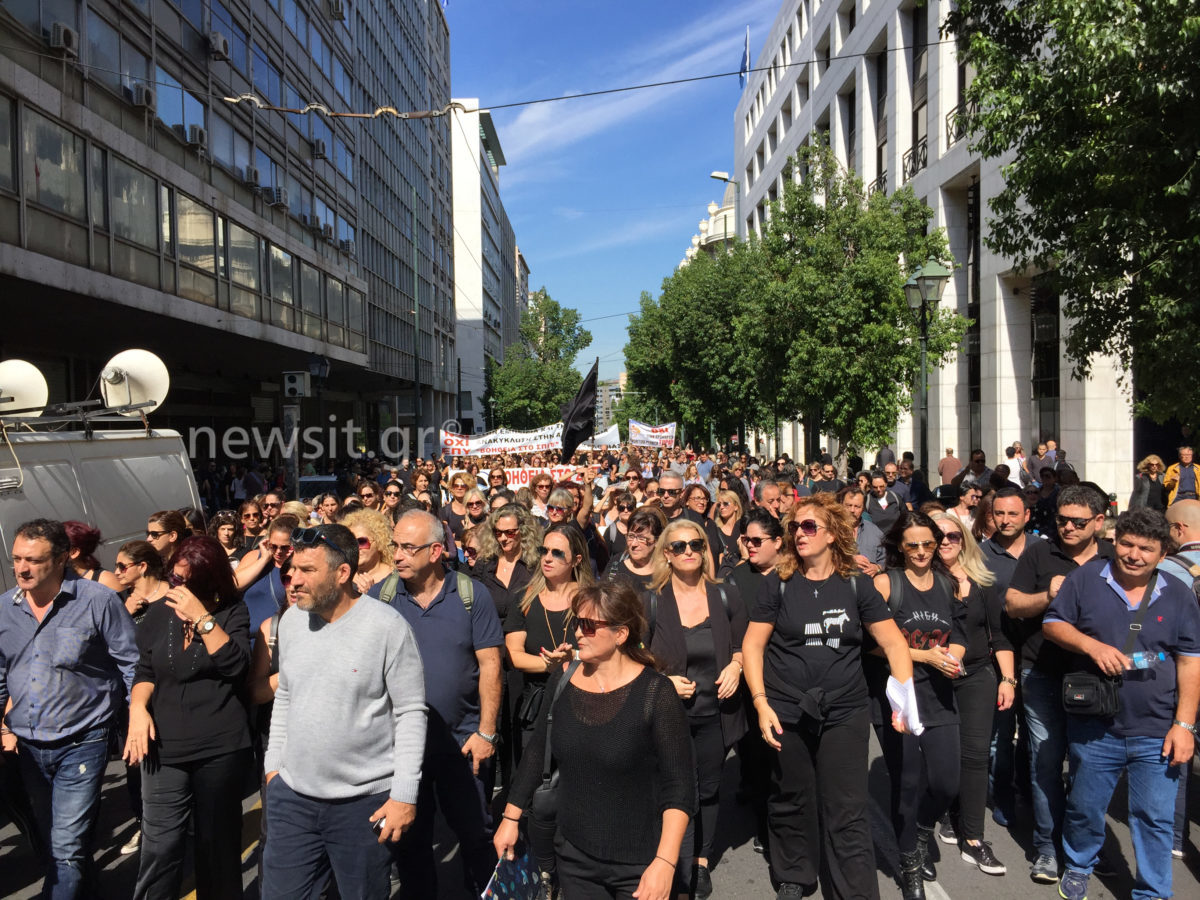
[
  {"xmin": 459, "ymin": 646, "xmax": 502, "ymax": 775},
  {"xmin": 99, "ymin": 591, "xmax": 140, "ymax": 697},
  {"xmin": 1164, "ymin": 655, "xmax": 1200, "ymax": 766},
  {"xmin": 1006, "ymin": 587, "xmax": 1051, "ymax": 618},
  {"xmin": 1042, "ymin": 620, "xmax": 1128, "ymax": 676}
]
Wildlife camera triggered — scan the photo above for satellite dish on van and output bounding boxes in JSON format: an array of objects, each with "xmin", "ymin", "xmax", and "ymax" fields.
[
  {"xmin": 99, "ymin": 350, "xmax": 170, "ymax": 416},
  {"xmin": 0, "ymin": 359, "xmax": 49, "ymax": 418}
]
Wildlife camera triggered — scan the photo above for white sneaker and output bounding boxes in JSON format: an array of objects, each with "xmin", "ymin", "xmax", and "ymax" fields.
[{"xmin": 120, "ymin": 829, "xmax": 141, "ymax": 855}]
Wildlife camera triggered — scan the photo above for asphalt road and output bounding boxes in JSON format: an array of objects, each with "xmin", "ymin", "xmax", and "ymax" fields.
[{"xmin": 2, "ymin": 732, "xmax": 1199, "ymax": 899}]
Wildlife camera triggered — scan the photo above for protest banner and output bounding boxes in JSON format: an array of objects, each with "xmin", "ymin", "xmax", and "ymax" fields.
[
  {"xmin": 440, "ymin": 422, "xmax": 564, "ymax": 457},
  {"xmin": 580, "ymin": 423, "xmax": 621, "ymax": 449},
  {"xmin": 628, "ymin": 419, "xmax": 677, "ymax": 448}
]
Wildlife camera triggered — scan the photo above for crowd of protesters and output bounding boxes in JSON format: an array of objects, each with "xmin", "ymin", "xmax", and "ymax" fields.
[{"xmin": 0, "ymin": 439, "xmax": 1198, "ymax": 900}]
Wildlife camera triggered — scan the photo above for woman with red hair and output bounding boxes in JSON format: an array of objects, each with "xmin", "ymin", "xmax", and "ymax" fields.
[
  {"xmin": 123, "ymin": 535, "xmax": 251, "ymax": 900},
  {"xmin": 63, "ymin": 520, "xmax": 123, "ymax": 592}
]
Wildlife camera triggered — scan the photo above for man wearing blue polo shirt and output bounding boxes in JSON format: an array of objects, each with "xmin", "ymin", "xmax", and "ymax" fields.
[
  {"xmin": 372, "ymin": 509, "xmax": 503, "ymax": 899},
  {"xmin": 1043, "ymin": 508, "xmax": 1200, "ymax": 900}
]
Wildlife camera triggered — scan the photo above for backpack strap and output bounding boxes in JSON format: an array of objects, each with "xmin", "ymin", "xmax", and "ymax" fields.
[
  {"xmin": 377, "ymin": 571, "xmax": 400, "ymax": 606},
  {"xmin": 267, "ymin": 612, "xmax": 282, "ymax": 677},
  {"xmin": 647, "ymin": 590, "xmax": 659, "ymax": 643},
  {"xmin": 886, "ymin": 568, "xmax": 906, "ymax": 616},
  {"xmin": 715, "ymin": 584, "xmax": 729, "ymax": 615},
  {"xmin": 541, "ymin": 659, "xmax": 582, "ymax": 787},
  {"xmin": 455, "ymin": 571, "xmax": 474, "ymax": 613}
]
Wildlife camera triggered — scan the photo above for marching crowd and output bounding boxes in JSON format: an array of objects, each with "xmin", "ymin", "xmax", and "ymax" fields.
[{"xmin": 1, "ymin": 440, "xmax": 1198, "ymax": 900}]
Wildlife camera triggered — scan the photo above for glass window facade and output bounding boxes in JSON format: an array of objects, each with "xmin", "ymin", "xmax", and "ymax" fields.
[{"xmin": 23, "ymin": 109, "xmax": 86, "ymax": 220}]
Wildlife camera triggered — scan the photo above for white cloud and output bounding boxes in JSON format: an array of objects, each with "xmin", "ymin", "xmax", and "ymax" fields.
[{"xmin": 537, "ymin": 214, "xmax": 688, "ymax": 263}]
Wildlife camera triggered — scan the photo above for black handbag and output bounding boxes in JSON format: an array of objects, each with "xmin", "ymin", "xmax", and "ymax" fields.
[
  {"xmin": 1061, "ymin": 572, "xmax": 1157, "ymax": 717},
  {"xmin": 529, "ymin": 659, "xmax": 581, "ymax": 821}
]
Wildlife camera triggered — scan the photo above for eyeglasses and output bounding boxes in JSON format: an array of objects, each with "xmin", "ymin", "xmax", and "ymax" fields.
[
  {"xmin": 644, "ymin": 490, "xmax": 659, "ymax": 498},
  {"xmin": 539, "ymin": 545, "xmax": 569, "ymax": 562},
  {"xmin": 787, "ymin": 519, "xmax": 823, "ymax": 537},
  {"xmin": 147, "ymin": 529, "xmax": 167, "ymax": 539},
  {"xmin": 263, "ymin": 502, "xmax": 281, "ymax": 509},
  {"xmin": 743, "ymin": 536, "xmax": 769, "ymax": 548},
  {"xmin": 494, "ymin": 527, "xmax": 520, "ymax": 539},
  {"xmin": 941, "ymin": 532, "xmax": 964, "ymax": 545},
  {"xmin": 167, "ymin": 572, "xmax": 186, "ymax": 587},
  {"xmin": 666, "ymin": 538, "xmax": 706, "ymax": 555},
  {"xmin": 463, "ymin": 546, "xmax": 480, "ymax": 559},
  {"xmin": 279, "ymin": 571, "xmax": 293, "ymax": 587},
  {"xmin": 265, "ymin": 543, "xmax": 294, "ymax": 556},
  {"xmin": 291, "ymin": 527, "xmax": 356, "ymax": 569},
  {"xmin": 1055, "ymin": 514, "xmax": 1096, "ymax": 531},
  {"xmin": 395, "ymin": 542, "xmax": 435, "ymax": 557},
  {"xmin": 576, "ymin": 617, "xmax": 611, "ymax": 637},
  {"xmin": 534, "ymin": 482, "xmax": 551, "ymax": 490},
  {"xmin": 384, "ymin": 490, "xmax": 402, "ymax": 497},
  {"xmin": 903, "ymin": 540, "xmax": 938, "ymax": 552},
  {"xmin": 356, "ymin": 536, "xmax": 372, "ymax": 549},
  {"xmin": 719, "ymin": 501, "xmax": 733, "ymax": 508},
  {"xmin": 627, "ymin": 532, "xmax": 655, "ymax": 545},
  {"xmin": 547, "ymin": 504, "xmax": 568, "ymax": 514},
  {"xmin": 466, "ymin": 500, "xmax": 485, "ymax": 509},
  {"xmin": 242, "ymin": 513, "xmax": 262, "ymax": 520},
  {"xmin": 114, "ymin": 561, "xmax": 142, "ymax": 574},
  {"xmin": 660, "ymin": 488, "xmax": 682, "ymax": 497},
  {"xmin": 617, "ymin": 504, "xmax": 635, "ymax": 512},
  {"xmin": 359, "ymin": 492, "xmax": 376, "ymax": 500}
]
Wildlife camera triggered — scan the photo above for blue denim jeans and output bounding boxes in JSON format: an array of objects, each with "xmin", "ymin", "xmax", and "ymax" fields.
[
  {"xmin": 1063, "ymin": 718, "xmax": 1179, "ymax": 900},
  {"xmin": 260, "ymin": 776, "xmax": 392, "ymax": 900},
  {"xmin": 1022, "ymin": 667, "xmax": 1068, "ymax": 858},
  {"xmin": 16, "ymin": 724, "xmax": 111, "ymax": 900}
]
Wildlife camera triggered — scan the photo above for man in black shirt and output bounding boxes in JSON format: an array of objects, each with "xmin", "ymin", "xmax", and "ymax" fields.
[
  {"xmin": 866, "ymin": 472, "xmax": 902, "ymax": 534},
  {"xmin": 659, "ymin": 471, "xmax": 723, "ymax": 563},
  {"xmin": 1004, "ymin": 486, "xmax": 1112, "ymax": 884},
  {"xmin": 812, "ymin": 463, "xmax": 844, "ymax": 494}
]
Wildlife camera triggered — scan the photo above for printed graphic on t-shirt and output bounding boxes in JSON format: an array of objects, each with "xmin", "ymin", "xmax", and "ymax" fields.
[
  {"xmin": 899, "ymin": 609, "xmax": 951, "ymax": 650},
  {"xmin": 804, "ymin": 607, "xmax": 853, "ymax": 649}
]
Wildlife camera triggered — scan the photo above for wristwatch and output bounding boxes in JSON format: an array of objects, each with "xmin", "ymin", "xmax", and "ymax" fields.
[
  {"xmin": 1173, "ymin": 719, "xmax": 1197, "ymax": 735},
  {"xmin": 476, "ymin": 730, "xmax": 499, "ymax": 745},
  {"xmin": 194, "ymin": 615, "xmax": 217, "ymax": 636}
]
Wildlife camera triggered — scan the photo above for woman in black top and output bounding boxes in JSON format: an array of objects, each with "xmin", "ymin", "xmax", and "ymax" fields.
[
  {"xmin": 1129, "ymin": 454, "xmax": 1167, "ymax": 511},
  {"xmin": 123, "ymin": 535, "xmax": 251, "ymax": 900},
  {"xmin": 440, "ymin": 471, "xmax": 472, "ymax": 548},
  {"xmin": 714, "ymin": 489, "xmax": 745, "ymax": 559},
  {"xmin": 743, "ymin": 494, "xmax": 917, "ymax": 900},
  {"xmin": 602, "ymin": 490, "xmax": 638, "ymax": 561},
  {"xmin": 603, "ymin": 506, "xmax": 665, "ymax": 594},
  {"xmin": 206, "ymin": 510, "xmax": 244, "ymax": 567},
  {"xmin": 929, "ymin": 512, "xmax": 1015, "ymax": 876},
  {"xmin": 872, "ymin": 511, "xmax": 968, "ymax": 900},
  {"xmin": 645, "ymin": 518, "xmax": 747, "ymax": 897},
  {"xmin": 495, "ymin": 582, "xmax": 695, "ymax": 900}
]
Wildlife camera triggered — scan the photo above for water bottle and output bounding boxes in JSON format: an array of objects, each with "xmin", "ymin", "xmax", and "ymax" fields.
[{"xmin": 1129, "ymin": 651, "xmax": 1166, "ymax": 670}]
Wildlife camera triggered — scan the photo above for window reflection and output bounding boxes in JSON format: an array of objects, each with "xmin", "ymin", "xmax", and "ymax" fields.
[{"xmin": 22, "ymin": 109, "xmax": 85, "ymax": 220}]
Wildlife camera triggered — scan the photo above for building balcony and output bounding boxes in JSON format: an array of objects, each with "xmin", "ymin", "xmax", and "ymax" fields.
[
  {"xmin": 902, "ymin": 136, "xmax": 928, "ymax": 183},
  {"xmin": 945, "ymin": 99, "xmax": 977, "ymax": 148},
  {"xmin": 869, "ymin": 170, "xmax": 888, "ymax": 196}
]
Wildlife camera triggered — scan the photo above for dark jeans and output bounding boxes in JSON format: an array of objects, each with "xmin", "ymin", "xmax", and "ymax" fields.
[
  {"xmin": 879, "ymin": 720, "xmax": 961, "ymax": 853},
  {"xmin": 951, "ymin": 666, "xmax": 997, "ymax": 841},
  {"xmin": 133, "ymin": 747, "xmax": 251, "ymax": 900},
  {"xmin": 768, "ymin": 710, "xmax": 879, "ymax": 898},
  {"xmin": 261, "ymin": 777, "xmax": 392, "ymax": 900},
  {"xmin": 1175, "ymin": 763, "xmax": 1190, "ymax": 852},
  {"xmin": 392, "ymin": 732, "xmax": 496, "ymax": 898},
  {"xmin": 1022, "ymin": 666, "xmax": 1068, "ymax": 858},
  {"xmin": 17, "ymin": 724, "xmax": 111, "ymax": 900},
  {"xmin": 689, "ymin": 714, "xmax": 725, "ymax": 862}
]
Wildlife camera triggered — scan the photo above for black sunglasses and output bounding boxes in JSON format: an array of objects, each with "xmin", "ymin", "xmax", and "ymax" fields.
[
  {"xmin": 538, "ymin": 545, "xmax": 569, "ymax": 562},
  {"xmin": 291, "ymin": 527, "xmax": 356, "ymax": 568},
  {"xmin": 666, "ymin": 538, "xmax": 706, "ymax": 555},
  {"xmin": 787, "ymin": 519, "xmax": 823, "ymax": 536},
  {"xmin": 1055, "ymin": 514, "xmax": 1096, "ymax": 531},
  {"xmin": 617, "ymin": 504, "xmax": 635, "ymax": 512},
  {"xmin": 576, "ymin": 617, "xmax": 611, "ymax": 637}
]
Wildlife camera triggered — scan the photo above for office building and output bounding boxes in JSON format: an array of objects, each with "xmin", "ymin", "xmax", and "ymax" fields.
[
  {"xmin": 0, "ymin": 0, "xmax": 454, "ymax": 461},
  {"xmin": 733, "ymin": 0, "xmax": 1132, "ymax": 493}
]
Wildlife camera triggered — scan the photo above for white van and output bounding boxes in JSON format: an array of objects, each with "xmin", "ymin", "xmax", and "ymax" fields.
[{"xmin": 0, "ymin": 429, "xmax": 201, "ymax": 591}]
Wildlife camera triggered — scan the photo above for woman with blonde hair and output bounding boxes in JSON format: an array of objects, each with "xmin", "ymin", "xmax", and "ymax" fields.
[
  {"xmin": 645, "ymin": 517, "xmax": 747, "ymax": 896},
  {"xmin": 743, "ymin": 493, "xmax": 918, "ymax": 900},
  {"xmin": 339, "ymin": 508, "xmax": 395, "ymax": 594},
  {"xmin": 927, "ymin": 511, "xmax": 1015, "ymax": 876},
  {"xmin": 714, "ymin": 489, "xmax": 744, "ymax": 559},
  {"xmin": 503, "ymin": 523, "xmax": 593, "ymax": 888},
  {"xmin": 475, "ymin": 503, "xmax": 543, "ymax": 622},
  {"xmin": 462, "ymin": 487, "xmax": 490, "ymax": 534},
  {"xmin": 1129, "ymin": 454, "xmax": 1167, "ymax": 511}
]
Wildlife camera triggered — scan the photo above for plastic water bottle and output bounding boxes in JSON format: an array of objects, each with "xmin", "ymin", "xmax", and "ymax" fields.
[{"xmin": 1129, "ymin": 651, "xmax": 1167, "ymax": 670}]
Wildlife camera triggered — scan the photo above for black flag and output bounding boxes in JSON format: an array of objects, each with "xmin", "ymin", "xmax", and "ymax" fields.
[{"xmin": 559, "ymin": 358, "xmax": 599, "ymax": 464}]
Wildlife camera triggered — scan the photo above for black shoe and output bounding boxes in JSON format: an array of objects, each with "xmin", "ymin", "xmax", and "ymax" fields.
[
  {"xmin": 917, "ymin": 825, "xmax": 937, "ymax": 882},
  {"xmin": 938, "ymin": 819, "xmax": 958, "ymax": 845},
  {"xmin": 899, "ymin": 851, "xmax": 927, "ymax": 900},
  {"xmin": 960, "ymin": 840, "xmax": 1007, "ymax": 875},
  {"xmin": 695, "ymin": 865, "xmax": 713, "ymax": 899},
  {"xmin": 753, "ymin": 835, "xmax": 766, "ymax": 854},
  {"xmin": 775, "ymin": 884, "xmax": 805, "ymax": 899}
]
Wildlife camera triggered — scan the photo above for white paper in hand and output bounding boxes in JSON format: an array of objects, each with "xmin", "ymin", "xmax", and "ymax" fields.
[{"xmin": 886, "ymin": 676, "xmax": 924, "ymax": 736}]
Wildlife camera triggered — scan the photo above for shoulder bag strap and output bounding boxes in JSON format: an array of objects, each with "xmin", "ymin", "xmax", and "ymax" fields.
[
  {"xmin": 541, "ymin": 659, "xmax": 582, "ymax": 785},
  {"xmin": 887, "ymin": 568, "xmax": 906, "ymax": 616},
  {"xmin": 1121, "ymin": 571, "xmax": 1158, "ymax": 656}
]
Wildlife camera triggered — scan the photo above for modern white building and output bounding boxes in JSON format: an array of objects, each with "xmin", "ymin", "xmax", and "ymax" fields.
[
  {"xmin": 452, "ymin": 101, "xmax": 518, "ymax": 433},
  {"xmin": 733, "ymin": 0, "xmax": 1135, "ymax": 495}
]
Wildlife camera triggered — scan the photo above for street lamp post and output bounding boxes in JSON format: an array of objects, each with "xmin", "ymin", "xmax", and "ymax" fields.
[
  {"xmin": 904, "ymin": 258, "xmax": 952, "ymax": 482},
  {"xmin": 710, "ymin": 171, "xmax": 741, "ymax": 243}
]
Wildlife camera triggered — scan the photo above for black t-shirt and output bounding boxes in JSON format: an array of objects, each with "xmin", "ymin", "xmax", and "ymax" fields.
[
  {"xmin": 504, "ymin": 595, "xmax": 578, "ymax": 684},
  {"xmin": 683, "ymin": 621, "xmax": 720, "ymax": 718},
  {"xmin": 750, "ymin": 571, "xmax": 892, "ymax": 725},
  {"xmin": 888, "ymin": 575, "xmax": 968, "ymax": 727},
  {"xmin": 959, "ymin": 582, "xmax": 1013, "ymax": 670},
  {"xmin": 604, "ymin": 558, "xmax": 654, "ymax": 595},
  {"xmin": 441, "ymin": 506, "xmax": 468, "ymax": 545},
  {"xmin": 1008, "ymin": 538, "xmax": 1114, "ymax": 672}
]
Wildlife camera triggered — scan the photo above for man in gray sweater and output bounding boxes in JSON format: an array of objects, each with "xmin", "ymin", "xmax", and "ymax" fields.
[{"xmin": 260, "ymin": 524, "xmax": 427, "ymax": 900}]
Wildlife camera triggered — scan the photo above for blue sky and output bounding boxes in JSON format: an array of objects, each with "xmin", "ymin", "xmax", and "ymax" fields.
[{"xmin": 448, "ymin": 0, "xmax": 780, "ymax": 382}]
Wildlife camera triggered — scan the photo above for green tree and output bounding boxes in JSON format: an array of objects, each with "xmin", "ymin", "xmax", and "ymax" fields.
[
  {"xmin": 485, "ymin": 288, "xmax": 592, "ymax": 430},
  {"xmin": 751, "ymin": 141, "xmax": 968, "ymax": 452},
  {"xmin": 944, "ymin": 0, "xmax": 1200, "ymax": 425}
]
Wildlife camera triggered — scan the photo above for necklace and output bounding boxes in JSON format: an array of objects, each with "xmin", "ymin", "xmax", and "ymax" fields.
[
  {"xmin": 803, "ymin": 571, "xmax": 832, "ymax": 601},
  {"xmin": 543, "ymin": 600, "xmax": 568, "ymax": 647}
]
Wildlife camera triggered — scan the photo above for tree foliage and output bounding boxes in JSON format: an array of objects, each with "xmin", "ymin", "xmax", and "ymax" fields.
[
  {"xmin": 944, "ymin": 0, "xmax": 1200, "ymax": 425},
  {"xmin": 487, "ymin": 288, "xmax": 592, "ymax": 430},
  {"xmin": 623, "ymin": 140, "xmax": 968, "ymax": 452}
]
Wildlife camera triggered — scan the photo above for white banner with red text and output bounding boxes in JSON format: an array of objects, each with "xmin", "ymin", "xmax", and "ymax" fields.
[
  {"xmin": 440, "ymin": 422, "xmax": 564, "ymax": 457},
  {"xmin": 628, "ymin": 419, "xmax": 677, "ymax": 448},
  {"xmin": 580, "ymin": 423, "xmax": 621, "ymax": 449}
]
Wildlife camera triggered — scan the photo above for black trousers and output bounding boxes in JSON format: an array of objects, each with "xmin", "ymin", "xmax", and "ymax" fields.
[
  {"xmin": 767, "ymin": 710, "xmax": 879, "ymax": 899},
  {"xmin": 878, "ymin": 720, "xmax": 961, "ymax": 853},
  {"xmin": 133, "ymin": 747, "xmax": 252, "ymax": 900},
  {"xmin": 951, "ymin": 666, "xmax": 997, "ymax": 841},
  {"xmin": 555, "ymin": 835, "xmax": 689, "ymax": 899},
  {"xmin": 689, "ymin": 714, "xmax": 725, "ymax": 862}
]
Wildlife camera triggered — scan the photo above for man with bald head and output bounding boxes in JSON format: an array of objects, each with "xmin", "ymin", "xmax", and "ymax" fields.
[
  {"xmin": 1162, "ymin": 499, "xmax": 1200, "ymax": 592},
  {"xmin": 369, "ymin": 509, "xmax": 503, "ymax": 898}
]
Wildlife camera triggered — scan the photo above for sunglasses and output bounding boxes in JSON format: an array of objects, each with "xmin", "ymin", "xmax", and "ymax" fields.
[
  {"xmin": 644, "ymin": 490, "xmax": 659, "ymax": 498},
  {"xmin": 263, "ymin": 502, "xmax": 281, "ymax": 509},
  {"xmin": 1055, "ymin": 514, "xmax": 1096, "ymax": 530},
  {"xmin": 547, "ymin": 504, "xmax": 568, "ymax": 514},
  {"xmin": 941, "ymin": 532, "xmax": 963, "ymax": 545},
  {"xmin": 743, "ymin": 536, "xmax": 769, "ymax": 548},
  {"xmin": 167, "ymin": 572, "xmax": 186, "ymax": 587},
  {"xmin": 666, "ymin": 538, "xmax": 706, "ymax": 555},
  {"xmin": 660, "ymin": 488, "xmax": 683, "ymax": 497},
  {"xmin": 539, "ymin": 545, "xmax": 569, "ymax": 562},
  {"xmin": 494, "ymin": 527, "xmax": 520, "ymax": 539},
  {"xmin": 114, "ymin": 561, "xmax": 142, "ymax": 574},
  {"xmin": 242, "ymin": 513, "xmax": 262, "ymax": 520},
  {"xmin": 384, "ymin": 490, "xmax": 402, "ymax": 497},
  {"xmin": 466, "ymin": 500, "xmax": 485, "ymax": 508},
  {"xmin": 787, "ymin": 519, "xmax": 823, "ymax": 536},
  {"xmin": 359, "ymin": 493, "xmax": 376, "ymax": 500},
  {"xmin": 356, "ymin": 536, "xmax": 372, "ymax": 549},
  {"xmin": 147, "ymin": 529, "xmax": 168, "ymax": 539},
  {"xmin": 617, "ymin": 504, "xmax": 635, "ymax": 512},
  {"xmin": 266, "ymin": 543, "xmax": 294, "ymax": 556},
  {"xmin": 904, "ymin": 540, "xmax": 938, "ymax": 552},
  {"xmin": 291, "ymin": 527, "xmax": 356, "ymax": 568},
  {"xmin": 576, "ymin": 617, "xmax": 611, "ymax": 637},
  {"xmin": 279, "ymin": 571, "xmax": 292, "ymax": 587}
]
